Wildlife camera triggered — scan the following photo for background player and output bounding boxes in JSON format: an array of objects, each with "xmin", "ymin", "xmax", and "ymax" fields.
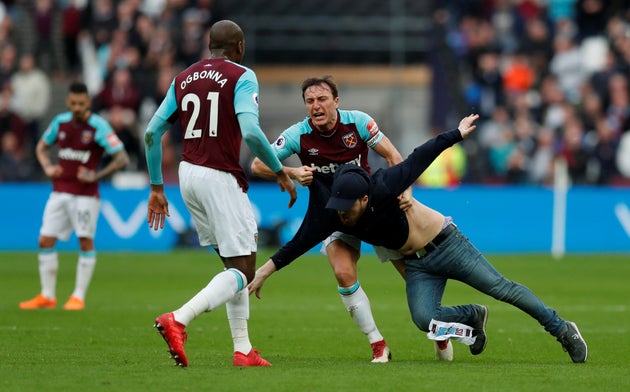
[{"xmin": 19, "ymin": 81, "xmax": 129, "ymax": 311}]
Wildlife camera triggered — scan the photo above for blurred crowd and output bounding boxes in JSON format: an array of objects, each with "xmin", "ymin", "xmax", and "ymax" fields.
[
  {"xmin": 0, "ymin": 0, "xmax": 629, "ymax": 187},
  {"xmin": 423, "ymin": 0, "xmax": 630, "ymax": 187},
  {"xmin": 0, "ymin": 0, "xmax": 220, "ymax": 183}
]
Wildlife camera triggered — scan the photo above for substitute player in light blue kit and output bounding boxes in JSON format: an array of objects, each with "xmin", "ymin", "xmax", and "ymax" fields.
[
  {"xmin": 144, "ymin": 20, "xmax": 296, "ymax": 368},
  {"xmin": 20, "ymin": 82, "xmax": 129, "ymax": 311},
  {"xmin": 250, "ymin": 76, "xmax": 411, "ymax": 362}
]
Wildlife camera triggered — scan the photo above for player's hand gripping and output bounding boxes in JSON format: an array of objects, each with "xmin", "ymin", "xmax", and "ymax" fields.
[
  {"xmin": 290, "ymin": 165, "xmax": 316, "ymax": 186},
  {"xmin": 458, "ymin": 114, "xmax": 479, "ymax": 138},
  {"xmin": 147, "ymin": 184, "xmax": 170, "ymax": 231}
]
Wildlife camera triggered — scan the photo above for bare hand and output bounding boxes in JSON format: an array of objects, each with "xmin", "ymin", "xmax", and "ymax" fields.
[
  {"xmin": 276, "ymin": 169, "xmax": 297, "ymax": 208},
  {"xmin": 147, "ymin": 188, "xmax": 170, "ymax": 231},
  {"xmin": 44, "ymin": 164, "xmax": 63, "ymax": 179},
  {"xmin": 458, "ymin": 114, "xmax": 479, "ymax": 138},
  {"xmin": 77, "ymin": 166, "xmax": 97, "ymax": 183},
  {"xmin": 292, "ymin": 166, "xmax": 316, "ymax": 186},
  {"xmin": 248, "ymin": 271, "xmax": 266, "ymax": 299},
  {"xmin": 397, "ymin": 187, "xmax": 413, "ymax": 211}
]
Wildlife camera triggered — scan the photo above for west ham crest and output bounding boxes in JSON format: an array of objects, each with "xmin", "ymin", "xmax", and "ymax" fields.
[
  {"xmin": 81, "ymin": 130, "xmax": 94, "ymax": 144},
  {"xmin": 341, "ymin": 132, "xmax": 357, "ymax": 148}
]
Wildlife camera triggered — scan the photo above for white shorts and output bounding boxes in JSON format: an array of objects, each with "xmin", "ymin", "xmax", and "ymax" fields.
[
  {"xmin": 320, "ymin": 231, "xmax": 403, "ymax": 263},
  {"xmin": 179, "ymin": 161, "xmax": 257, "ymax": 258},
  {"xmin": 40, "ymin": 192, "xmax": 101, "ymax": 241}
]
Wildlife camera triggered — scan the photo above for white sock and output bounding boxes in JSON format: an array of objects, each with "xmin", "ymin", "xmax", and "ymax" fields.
[
  {"xmin": 227, "ymin": 288, "xmax": 252, "ymax": 354},
  {"xmin": 38, "ymin": 250, "xmax": 58, "ymax": 299},
  {"xmin": 339, "ymin": 283, "xmax": 384, "ymax": 344},
  {"xmin": 173, "ymin": 268, "xmax": 246, "ymax": 326},
  {"xmin": 71, "ymin": 251, "xmax": 96, "ymax": 300}
]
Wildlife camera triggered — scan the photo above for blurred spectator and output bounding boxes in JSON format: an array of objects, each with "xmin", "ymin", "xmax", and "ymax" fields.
[
  {"xmin": 557, "ymin": 117, "xmax": 591, "ymax": 184},
  {"xmin": 537, "ymin": 74, "xmax": 569, "ymax": 131},
  {"xmin": 549, "ymin": 31, "xmax": 586, "ymax": 104},
  {"xmin": 502, "ymin": 51, "xmax": 536, "ymax": 96},
  {"xmin": 588, "ymin": 48, "xmax": 621, "ymax": 103},
  {"xmin": 61, "ymin": 0, "xmax": 87, "ymax": 77},
  {"xmin": 176, "ymin": 8, "xmax": 206, "ymax": 66},
  {"xmin": 0, "ymin": 86, "xmax": 28, "ymax": 157},
  {"xmin": 87, "ymin": 0, "xmax": 117, "ymax": 65},
  {"xmin": 604, "ymin": 72, "xmax": 630, "ymax": 136},
  {"xmin": 575, "ymin": 0, "xmax": 609, "ymax": 43},
  {"xmin": 94, "ymin": 67, "xmax": 141, "ymax": 115},
  {"xmin": 528, "ymin": 126, "xmax": 555, "ymax": 185},
  {"xmin": 417, "ymin": 130, "xmax": 467, "ymax": 187},
  {"xmin": 32, "ymin": 0, "xmax": 62, "ymax": 75},
  {"xmin": 10, "ymin": 53, "xmax": 52, "ymax": 155},
  {"xmin": 0, "ymin": 42, "xmax": 17, "ymax": 87},
  {"xmin": 617, "ymin": 132, "xmax": 630, "ymax": 180},
  {"xmin": 587, "ymin": 116, "xmax": 620, "ymax": 184},
  {"xmin": 104, "ymin": 105, "xmax": 143, "ymax": 171},
  {"xmin": 98, "ymin": 28, "xmax": 130, "ymax": 80},
  {"xmin": 465, "ymin": 48, "xmax": 505, "ymax": 121},
  {"xmin": 489, "ymin": 0, "xmax": 521, "ymax": 53},
  {"xmin": 0, "ymin": 130, "xmax": 33, "ymax": 181}
]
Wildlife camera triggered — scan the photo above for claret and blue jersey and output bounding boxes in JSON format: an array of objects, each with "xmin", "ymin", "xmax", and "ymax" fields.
[{"xmin": 271, "ymin": 109, "xmax": 384, "ymax": 178}]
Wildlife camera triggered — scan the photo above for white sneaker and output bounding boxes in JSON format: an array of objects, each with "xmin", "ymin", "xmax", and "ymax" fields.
[{"xmin": 434, "ymin": 339, "xmax": 453, "ymax": 361}]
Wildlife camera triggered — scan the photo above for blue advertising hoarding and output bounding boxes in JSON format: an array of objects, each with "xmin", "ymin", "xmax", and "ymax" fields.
[{"xmin": 0, "ymin": 183, "xmax": 628, "ymax": 253}]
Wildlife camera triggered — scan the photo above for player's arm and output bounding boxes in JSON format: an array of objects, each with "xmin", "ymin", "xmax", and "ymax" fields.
[
  {"xmin": 81, "ymin": 148, "xmax": 129, "ymax": 183},
  {"xmin": 239, "ymin": 112, "xmax": 297, "ymax": 207},
  {"xmin": 251, "ymin": 157, "xmax": 316, "ymax": 186},
  {"xmin": 143, "ymin": 85, "xmax": 176, "ymax": 230},
  {"xmin": 36, "ymin": 118, "xmax": 63, "ymax": 178},
  {"xmin": 249, "ymin": 124, "xmax": 316, "ymax": 186},
  {"xmin": 36, "ymin": 138, "xmax": 62, "ymax": 178},
  {"xmin": 86, "ymin": 123, "xmax": 130, "ymax": 182},
  {"xmin": 234, "ymin": 70, "xmax": 296, "ymax": 206}
]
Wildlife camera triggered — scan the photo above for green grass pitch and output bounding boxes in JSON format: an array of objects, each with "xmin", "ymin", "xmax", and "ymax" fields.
[{"xmin": 1, "ymin": 250, "xmax": 628, "ymax": 391}]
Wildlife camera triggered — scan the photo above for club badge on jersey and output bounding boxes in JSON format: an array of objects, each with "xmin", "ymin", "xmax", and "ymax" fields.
[{"xmin": 342, "ymin": 132, "xmax": 357, "ymax": 148}]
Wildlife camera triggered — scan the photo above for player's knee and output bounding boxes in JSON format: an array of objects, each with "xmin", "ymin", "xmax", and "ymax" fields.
[
  {"xmin": 38, "ymin": 236, "xmax": 56, "ymax": 249},
  {"xmin": 334, "ymin": 268, "xmax": 358, "ymax": 287}
]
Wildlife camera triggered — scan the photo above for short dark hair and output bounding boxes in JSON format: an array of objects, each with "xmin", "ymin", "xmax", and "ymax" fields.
[
  {"xmin": 301, "ymin": 75, "xmax": 339, "ymax": 101},
  {"xmin": 68, "ymin": 82, "xmax": 89, "ymax": 95}
]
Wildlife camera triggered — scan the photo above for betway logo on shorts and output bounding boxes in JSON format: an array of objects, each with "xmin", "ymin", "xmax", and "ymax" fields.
[
  {"xmin": 58, "ymin": 148, "xmax": 91, "ymax": 163},
  {"xmin": 310, "ymin": 155, "xmax": 361, "ymax": 174}
]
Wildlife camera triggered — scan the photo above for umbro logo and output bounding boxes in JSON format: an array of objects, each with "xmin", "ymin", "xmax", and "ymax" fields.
[{"xmin": 308, "ymin": 148, "xmax": 318, "ymax": 155}]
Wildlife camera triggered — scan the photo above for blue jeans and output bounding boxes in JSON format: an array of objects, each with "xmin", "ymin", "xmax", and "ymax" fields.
[{"xmin": 404, "ymin": 224, "xmax": 567, "ymax": 337}]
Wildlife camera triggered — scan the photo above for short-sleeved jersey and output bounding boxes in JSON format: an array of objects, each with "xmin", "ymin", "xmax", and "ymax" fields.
[
  {"xmin": 41, "ymin": 112, "xmax": 124, "ymax": 197},
  {"xmin": 271, "ymin": 110, "xmax": 384, "ymax": 178},
  {"xmin": 155, "ymin": 58, "xmax": 259, "ymax": 190}
]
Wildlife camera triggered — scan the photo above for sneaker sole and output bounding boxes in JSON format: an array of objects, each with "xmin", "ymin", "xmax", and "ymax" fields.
[{"xmin": 568, "ymin": 321, "xmax": 588, "ymax": 363}]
